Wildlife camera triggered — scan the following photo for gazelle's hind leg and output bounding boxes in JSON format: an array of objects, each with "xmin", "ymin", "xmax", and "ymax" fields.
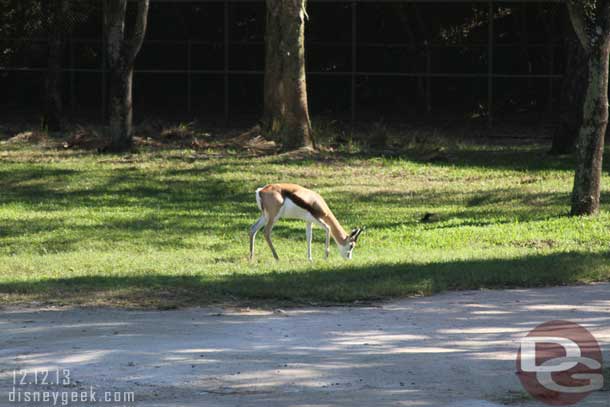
[
  {"xmin": 249, "ymin": 216, "xmax": 266, "ymax": 261},
  {"xmin": 258, "ymin": 189, "xmax": 283, "ymax": 261},
  {"xmin": 264, "ymin": 221, "xmax": 280, "ymax": 260},
  {"xmin": 306, "ymin": 222, "xmax": 313, "ymax": 261}
]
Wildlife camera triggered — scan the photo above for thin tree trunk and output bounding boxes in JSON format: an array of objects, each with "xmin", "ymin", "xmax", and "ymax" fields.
[
  {"xmin": 108, "ymin": 67, "xmax": 133, "ymax": 150},
  {"xmin": 567, "ymin": 0, "xmax": 610, "ymax": 216},
  {"xmin": 571, "ymin": 43, "xmax": 609, "ymax": 215},
  {"xmin": 262, "ymin": 0, "xmax": 314, "ymax": 150},
  {"xmin": 105, "ymin": 0, "xmax": 149, "ymax": 152},
  {"xmin": 551, "ymin": 17, "xmax": 587, "ymax": 154},
  {"xmin": 43, "ymin": 0, "xmax": 69, "ymax": 132}
]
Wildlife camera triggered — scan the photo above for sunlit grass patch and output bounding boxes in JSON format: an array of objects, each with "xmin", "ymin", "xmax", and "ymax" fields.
[{"xmin": 0, "ymin": 142, "xmax": 609, "ymax": 308}]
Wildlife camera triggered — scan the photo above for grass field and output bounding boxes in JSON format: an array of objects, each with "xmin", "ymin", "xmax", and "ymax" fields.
[{"xmin": 1, "ymin": 135, "xmax": 610, "ymax": 308}]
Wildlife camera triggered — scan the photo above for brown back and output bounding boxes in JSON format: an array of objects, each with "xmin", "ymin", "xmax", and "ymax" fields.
[{"xmin": 261, "ymin": 183, "xmax": 330, "ymax": 219}]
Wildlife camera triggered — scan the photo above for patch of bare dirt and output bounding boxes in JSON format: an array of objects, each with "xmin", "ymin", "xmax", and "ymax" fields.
[
  {"xmin": 513, "ymin": 239, "xmax": 556, "ymax": 250},
  {"xmin": 0, "ymin": 285, "xmax": 608, "ymax": 406}
]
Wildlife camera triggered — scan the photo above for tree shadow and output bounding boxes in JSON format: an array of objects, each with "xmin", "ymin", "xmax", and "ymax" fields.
[
  {"xmin": 1, "ymin": 159, "xmax": 608, "ymax": 255},
  {"xmin": 1, "ymin": 148, "xmax": 608, "ymax": 258},
  {"xmin": 0, "ymin": 164, "xmax": 260, "ymax": 253},
  {"xmin": 265, "ymin": 146, "xmax": 610, "ymax": 174},
  {"xmin": 1, "ymin": 251, "xmax": 608, "ymax": 308}
]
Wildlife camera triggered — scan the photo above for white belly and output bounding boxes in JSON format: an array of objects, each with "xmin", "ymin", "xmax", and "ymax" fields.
[{"xmin": 280, "ymin": 198, "xmax": 316, "ymax": 222}]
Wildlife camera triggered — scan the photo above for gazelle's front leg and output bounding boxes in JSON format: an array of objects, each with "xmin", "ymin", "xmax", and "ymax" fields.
[
  {"xmin": 249, "ymin": 216, "xmax": 266, "ymax": 261},
  {"xmin": 314, "ymin": 219, "xmax": 331, "ymax": 259},
  {"xmin": 306, "ymin": 222, "xmax": 313, "ymax": 261}
]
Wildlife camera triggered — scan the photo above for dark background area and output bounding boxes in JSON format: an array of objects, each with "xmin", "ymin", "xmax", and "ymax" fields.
[{"xmin": 0, "ymin": 1, "xmax": 566, "ymax": 128}]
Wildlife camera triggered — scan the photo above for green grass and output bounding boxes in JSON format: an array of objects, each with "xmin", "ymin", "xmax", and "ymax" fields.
[{"xmin": 1, "ymin": 139, "xmax": 610, "ymax": 308}]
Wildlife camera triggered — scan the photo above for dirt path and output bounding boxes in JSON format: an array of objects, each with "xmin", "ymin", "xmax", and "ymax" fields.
[{"xmin": 1, "ymin": 284, "xmax": 609, "ymax": 406}]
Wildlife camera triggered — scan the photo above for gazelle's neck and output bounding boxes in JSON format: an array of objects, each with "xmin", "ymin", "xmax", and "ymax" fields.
[{"xmin": 322, "ymin": 212, "xmax": 349, "ymax": 246}]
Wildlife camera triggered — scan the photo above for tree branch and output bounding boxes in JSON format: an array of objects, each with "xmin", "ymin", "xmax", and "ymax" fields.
[{"xmin": 567, "ymin": 0, "xmax": 591, "ymax": 52}]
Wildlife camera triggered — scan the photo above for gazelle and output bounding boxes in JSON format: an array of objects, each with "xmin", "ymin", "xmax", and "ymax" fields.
[{"xmin": 249, "ymin": 184, "xmax": 363, "ymax": 261}]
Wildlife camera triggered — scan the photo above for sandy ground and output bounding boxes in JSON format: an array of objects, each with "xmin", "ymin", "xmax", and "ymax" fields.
[{"xmin": 0, "ymin": 284, "xmax": 609, "ymax": 407}]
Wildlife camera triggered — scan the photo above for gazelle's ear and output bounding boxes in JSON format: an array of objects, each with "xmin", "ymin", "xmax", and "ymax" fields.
[{"xmin": 352, "ymin": 227, "xmax": 364, "ymax": 242}]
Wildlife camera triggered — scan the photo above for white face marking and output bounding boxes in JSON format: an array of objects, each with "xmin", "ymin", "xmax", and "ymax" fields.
[{"xmin": 340, "ymin": 242, "xmax": 354, "ymax": 259}]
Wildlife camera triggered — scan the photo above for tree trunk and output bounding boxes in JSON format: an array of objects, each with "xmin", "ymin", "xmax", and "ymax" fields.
[
  {"xmin": 571, "ymin": 43, "xmax": 609, "ymax": 216},
  {"xmin": 551, "ymin": 18, "xmax": 587, "ymax": 154},
  {"xmin": 262, "ymin": 0, "xmax": 314, "ymax": 150},
  {"xmin": 43, "ymin": 0, "xmax": 69, "ymax": 132},
  {"xmin": 108, "ymin": 67, "xmax": 133, "ymax": 150},
  {"xmin": 105, "ymin": 0, "xmax": 149, "ymax": 152}
]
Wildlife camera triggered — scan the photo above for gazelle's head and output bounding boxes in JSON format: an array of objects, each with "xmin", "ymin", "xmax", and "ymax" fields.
[{"xmin": 339, "ymin": 227, "xmax": 364, "ymax": 259}]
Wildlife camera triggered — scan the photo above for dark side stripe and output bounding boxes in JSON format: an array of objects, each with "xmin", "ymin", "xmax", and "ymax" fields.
[{"xmin": 281, "ymin": 190, "xmax": 325, "ymax": 219}]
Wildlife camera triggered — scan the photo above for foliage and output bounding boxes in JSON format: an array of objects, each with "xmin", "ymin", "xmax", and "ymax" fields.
[{"xmin": 0, "ymin": 0, "xmax": 94, "ymax": 67}]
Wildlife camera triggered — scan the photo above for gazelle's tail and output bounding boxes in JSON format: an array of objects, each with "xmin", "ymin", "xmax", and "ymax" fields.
[{"xmin": 255, "ymin": 187, "xmax": 265, "ymax": 211}]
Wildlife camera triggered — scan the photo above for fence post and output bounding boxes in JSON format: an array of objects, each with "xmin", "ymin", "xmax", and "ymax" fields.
[
  {"xmin": 425, "ymin": 42, "xmax": 431, "ymax": 115},
  {"xmin": 351, "ymin": 1, "xmax": 357, "ymax": 134},
  {"xmin": 487, "ymin": 0, "xmax": 494, "ymax": 129},
  {"xmin": 70, "ymin": 38, "xmax": 75, "ymax": 113},
  {"xmin": 101, "ymin": 0, "xmax": 107, "ymax": 121},
  {"xmin": 187, "ymin": 39, "xmax": 192, "ymax": 114},
  {"xmin": 546, "ymin": 6, "xmax": 556, "ymax": 117},
  {"xmin": 224, "ymin": 0, "xmax": 229, "ymax": 125}
]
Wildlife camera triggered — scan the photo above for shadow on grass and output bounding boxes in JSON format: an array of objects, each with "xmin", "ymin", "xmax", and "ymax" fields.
[
  {"xmin": 2, "ymin": 160, "xmax": 596, "ymax": 254},
  {"xmin": 0, "ymin": 165, "xmax": 252, "ymax": 211},
  {"xmin": 1, "ymin": 251, "xmax": 608, "ymax": 308},
  {"xmin": 266, "ymin": 147, "xmax": 588, "ymax": 173}
]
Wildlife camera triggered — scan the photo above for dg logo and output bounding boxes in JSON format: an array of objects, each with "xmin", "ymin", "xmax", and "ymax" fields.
[{"xmin": 516, "ymin": 320, "xmax": 604, "ymax": 406}]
